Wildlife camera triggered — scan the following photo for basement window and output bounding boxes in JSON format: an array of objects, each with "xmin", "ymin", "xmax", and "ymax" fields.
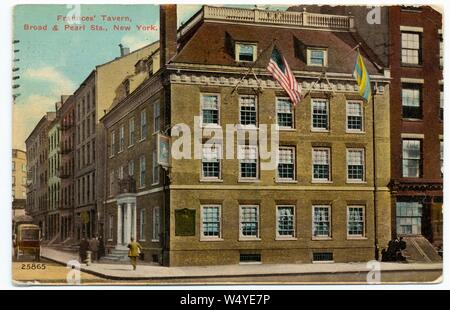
[
  {"xmin": 312, "ymin": 252, "xmax": 334, "ymax": 263},
  {"xmin": 240, "ymin": 253, "xmax": 261, "ymax": 263},
  {"xmin": 236, "ymin": 43, "xmax": 257, "ymax": 62}
]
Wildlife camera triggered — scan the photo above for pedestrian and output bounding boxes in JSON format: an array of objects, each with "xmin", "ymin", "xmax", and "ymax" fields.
[
  {"xmin": 89, "ymin": 235, "xmax": 100, "ymax": 262},
  {"xmin": 98, "ymin": 235, "xmax": 105, "ymax": 260},
  {"xmin": 127, "ymin": 237, "xmax": 142, "ymax": 271},
  {"xmin": 79, "ymin": 238, "xmax": 89, "ymax": 263}
]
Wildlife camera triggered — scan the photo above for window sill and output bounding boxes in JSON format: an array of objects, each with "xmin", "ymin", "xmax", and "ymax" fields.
[
  {"xmin": 312, "ymin": 237, "xmax": 333, "ymax": 241},
  {"xmin": 239, "ymin": 237, "xmax": 261, "ymax": 241},
  {"xmin": 402, "ymin": 118, "xmax": 423, "ymax": 122},
  {"xmin": 200, "ymin": 178, "xmax": 223, "ymax": 183},
  {"xmin": 236, "ymin": 125, "xmax": 258, "ymax": 130},
  {"xmin": 151, "ymin": 182, "xmax": 160, "ymax": 186},
  {"xmin": 151, "ymin": 239, "xmax": 160, "ymax": 243},
  {"xmin": 138, "ymin": 186, "xmax": 146, "ymax": 190},
  {"xmin": 346, "ymin": 130, "xmax": 365, "ymax": 134},
  {"xmin": 118, "ymin": 150, "xmax": 124, "ymax": 154},
  {"xmin": 238, "ymin": 178, "xmax": 260, "ymax": 183},
  {"xmin": 311, "ymin": 129, "xmax": 330, "ymax": 133},
  {"xmin": 200, "ymin": 238, "xmax": 224, "ymax": 242},
  {"xmin": 276, "ymin": 179, "xmax": 297, "ymax": 184},
  {"xmin": 128, "ymin": 144, "xmax": 135, "ymax": 149},
  {"xmin": 347, "ymin": 236, "xmax": 367, "ymax": 240},
  {"xmin": 109, "ymin": 155, "xmax": 115, "ymax": 159},
  {"xmin": 277, "ymin": 127, "xmax": 296, "ymax": 132},
  {"xmin": 346, "ymin": 180, "xmax": 367, "ymax": 184},
  {"xmin": 275, "ymin": 237, "xmax": 297, "ymax": 241},
  {"xmin": 139, "ymin": 239, "xmax": 146, "ymax": 242},
  {"xmin": 312, "ymin": 180, "xmax": 332, "ymax": 184},
  {"xmin": 401, "ymin": 63, "xmax": 422, "ymax": 68},
  {"xmin": 139, "ymin": 138, "xmax": 146, "ymax": 143},
  {"xmin": 107, "ymin": 239, "xmax": 113, "ymax": 242},
  {"xmin": 201, "ymin": 124, "xmax": 222, "ymax": 129}
]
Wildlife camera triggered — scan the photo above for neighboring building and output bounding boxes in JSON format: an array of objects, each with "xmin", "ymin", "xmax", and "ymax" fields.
[
  {"xmin": 25, "ymin": 112, "xmax": 56, "ymax": 236},
  {"xmin": 101, "ymin": 5, "xmax": 392, "ymax": 266},
  {"xmin": 12, "ymin": 149, "xmax": 27, "ymax": 223},
  {"xmin": 73, "ymin": 43, "xmax": 159, "ymax": 241},
  {"xmin": 47, "ymin": 109, "xmax": 61, "ymax": 241},
  {"xmin": 58, "ymin": 95, "xmax": 76, "ymax": 242},
  {"xmin": 387, "ymin": 6, "xmax": 443, "ymax": 249}
]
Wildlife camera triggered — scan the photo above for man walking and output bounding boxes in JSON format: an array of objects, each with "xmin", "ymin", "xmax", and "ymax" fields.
[
  {"xmin": 127, "ymin": 237, "xmax": 142, "ymax": 271},
  {"xmin": 89, "ymin": 235, "xmax": 100, "ymax": 262}
]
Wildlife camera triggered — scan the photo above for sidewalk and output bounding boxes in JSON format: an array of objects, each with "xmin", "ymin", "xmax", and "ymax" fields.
[{"xmin": 41, "ymin": 247, "xmax": 443, "ymax": 281}]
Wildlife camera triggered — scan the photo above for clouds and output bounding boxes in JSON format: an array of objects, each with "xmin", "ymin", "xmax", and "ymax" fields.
[
  {"xmin": 13, "ymin": 95, "xmax": 56, "ymax": 150},
  {"xmin": 23, "ymin": 66, "xmax": 75, "ymax": 96},
  {"xmin": 121, "ymin": 32, "xmax": 158, "ymax": 52}
]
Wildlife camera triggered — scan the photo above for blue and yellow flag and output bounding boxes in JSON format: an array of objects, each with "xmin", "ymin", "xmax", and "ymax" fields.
[{"xmin": 353, "ymin": 52, "xmax": 372, "ymax": 102}]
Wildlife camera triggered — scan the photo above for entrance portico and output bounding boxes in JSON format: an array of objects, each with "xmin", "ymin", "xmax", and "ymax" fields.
[{"xmin": 116, "ymin": 194, "xmax": 137, "ymax": 249}]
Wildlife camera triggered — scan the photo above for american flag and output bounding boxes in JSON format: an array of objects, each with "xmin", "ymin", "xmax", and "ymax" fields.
[{"xmin": 267, "ymin": 47, "xmax": 302, "ymax": 106}]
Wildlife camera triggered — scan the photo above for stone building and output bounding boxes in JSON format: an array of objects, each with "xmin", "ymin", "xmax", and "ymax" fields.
[
  {"xmin": 12, "ymin": 149, "xmax": 27, "ymax": 224},
  {"xmin": 47, "ymin": 109, "xmax": 61, "ymax": 241},
  {"xmin": 25, "ymin": 112, "xmax": 56, "ymax": 236},
  {"xmin": 101, "ymin": 5, "xmax": 392, "ymax": 266}
]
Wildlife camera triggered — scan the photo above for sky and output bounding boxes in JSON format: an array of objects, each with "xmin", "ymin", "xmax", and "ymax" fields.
[{"xmin": 12, "ymin": 4, "xmax": 290, "ymax": 150}]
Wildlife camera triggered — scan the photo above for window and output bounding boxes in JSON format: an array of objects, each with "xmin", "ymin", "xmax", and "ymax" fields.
[
  {"xmin": 240, "ymin": 205, "xmax": 259, "ymax": 239},
  {"xmin": 152, "ymin": 207, "xmax": 160, "ymax": 241},
  {"xmin": 12, "ymin": 161, "xmax": 15, "ymax": 171},
  {"xmin": 139, "ymin": 209, "xmax": 146, "ymax": 241},
  {"xmin": 201, "ymin": 205, "xmax": 221, "ymax": 239},
  {"xmin": 22, "ymin": 176, "xmax": 26, "ymax": 186},
  {"xmin": 312, "ymin": 148, "xmax": 330, "ymax": 182},
  {"xmin": 139, "ymin": 155, "xmax": 146, "ymax": 187},
  {"xmin": 401, "ymin": 32, "xmax": 421, "ymax": 64},
  {"xmin": 396, "ymin": 201, "xmax": 422, "ymax": 235},
  {"xmin": 347, "ymin": 149, "xmax": 365, "ymax": 182},
  {"xmin": 12, "ymin": 176, "xmax": 15, "ymax": 185},
  {"xmin": 277, "ymin": 147, "xmax": 295, "ymax": 181},
  {"xmin": 108, "ymin": 215, "xmax": 114, "ymax": 240},
  {"xmin": 129, "ymin": 118, "xmax": 135, "ymax": 146},
  {"xmin": 239, "ymin": 95, "xmax": 257, "ymax": 126},
  {"xmin": 307, "ymin": 48, "xmax": 327, "ymax": 66},
  {"xmin": 276, "ymin": 206, "xmax": 295, "ymax": 238},
  {"xmin": 277, "ymin": 98, "xmax": 294, "ymax": 129},
  {"xmin": 140, "ymin": 109, "xmax": 147, "ymax": 140},
  {"xmin": 313, "ymin": 206, "xmax": 331, "ymax": 238},
  {"xmin": 347, "ymin": 206, "xmax": 365, "ymax": 237},
  {"xmin": 128, "ymin": 160, "xmax": 134, "ymax": 176},
  {"xmin": 118, "ymin": 166, "xmax": 124, "ymax": 180},
  {"xmin": 402, "ymin": 140, "xmax": 422, "ymax": 178},
  {"xmin": 153, "ymin": 101, "xmax": 160, "ymax": 133},
  {"xmin": 311, "ymin": 99, "xmax": 329, "ymax": 130},
  {"xmin": 402, "ymin": 84, "xmax": 422, "ymax": 119},
  {"xmin": 152, "ymin": 150, "xmax": 159, "ymax": 184},
  {"xmin": 440, "ymin": 85, "xmax": 444, "ymax": 120},
  {"xmin": 22, "ymin": 163, "xmax": 27, "ymax": 172},
  {"xmin": 201, "ymin": 94, "xmax": 219, "ymax": 126},
  {"xmin": 238, "ymin": 145, "xmax": 258, "ymax": 180},
  {"xmin": 346, "ymin": 101, "xmax": 363, "ymax": 132},
  {"xmin": 440, "ymin": 33, "xmax": 443, "ymax": 67},
  {"xmin": 236, "ymin": 43, "xmax": 256, "ymax": 62},
  {"xmin": 110, "ymin": 131, "xmax": 116, "ymax": 157},
  {"xmin": 109, "ymin": 171, "xmax": 114, "ymax": 196},
  {"xmin": 119, "ymin": 125, "xmax": 124, "ymax": 152},
  {"xmin": 201, "ymin": 144, "xmax": 221, "ymax": 180}
]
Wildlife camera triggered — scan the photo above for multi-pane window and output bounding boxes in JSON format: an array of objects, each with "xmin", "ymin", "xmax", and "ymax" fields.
[
  {"xmin": 402, "ymin": 139, "xmax": 422, "ymax": 178},
  {"xmin": 140, "ymin": 109, "xmax": 147, "ymax": 140},
  {"xmin": 440, "ymin": 140, "xmax": 444, "ymax": 177},
  {"xmin": 152, "ymin": 150, "xmax": 159, "ymax": 184},
  {"xmin": 308, "ymin": 48, "xmax": 327, "ymax": 66},
  {"xmin": 237, "ymin": 43, "xmax": 256, "ymax": 62},
  {"xmin": 139, "ymin": 155, "xmax": 146, "ymax": 187},
  {"xmin": 396, "ymin": 201, "xmax": 422, "ymax": 235},
  {"xmin": 119, "ymin": 125, "xmax": 124, "ymax": 152},
  {"xmin": 109, "ymin": 171, "xmax": 114, "ymax": 196},
  {"xmin": 277, "ymin": 98, "xmax": 294, "ymax": 129},
  {"xmin": 276, "ymin": 206, "xmax": 295, "ymax": 238},
  {"xmin": 128, "ymin": 160, "xmax": 134, "ymax": 176},
  {"xmin": 402, "ymin": 84, "xmax": 422, "ymax": 119},
  {"xmin": 202, "ymin": 144, "xmax": 221, "ymax": 179},
  {"xmin": 312, "ymin": 148, "xmax": 330, "ymax": 181},
  {"xmin": 401, "ymin": 32, "xmax": 421, "ymax": 64},
  {"xmin": 346, "ymin": 101, "xmax": 363, "ymax": 131},
  {"xmin": 110, "ymin": 131, "xmax": 116, "ymax": 157},
  {"xmin": 238, "ymin": 145, "xmax": 258, "ymax": 179},
  {"xmin": 201, "ymin": 94, "xmax": 219, "ymax": 126},
  {"xmin": 311, "ymin": 99, "xmax": 329, "ymax": 130},
  {"xmin": 139, "ymin": 209, "xmax": 146, "ymax": 241},
  {"xmin": 239, "ymin": 96, "xmax": 257, "ymax": 126},
  {"xmin": 108, "ymin": 215, "xmax": 114, "ymax": 240},
  {"xmin": 152, "ymin": 207, "xmax": 160, "ymax": 241},
  {"xmin": 277, "ymin": 147, "xmax": 295, "ymax": 181},
  {"xmin": 118, "ymin": 166, "xmax": 124, "ymax": 180},
  {"xmin": 313, "ymin": 206, "xmax": 331, "ymax": 238},
  {"xmin": 129, "ymin": 118, "xmax": 135, "ymax": 146},
  {"xmin": 347, "ymin": 149, "xmax": 365, "ymax": 182},
  {"xmin": 347, "ymin": 207, "xmax": 365, "ymax": 237},
  {"xmin": 201, "ymin": 205, "xmax": 221, "ymax": 238},
  {"xmin": 153, "ymin": 101, "xmax": 160, "ymax": 133},
  {"xmin": 240, "ymin": 205, "xmax": 259, "ymax": 238},
  {"xmin": 440, "ymin": 33, "xmax": 443, "ymax": 67}
]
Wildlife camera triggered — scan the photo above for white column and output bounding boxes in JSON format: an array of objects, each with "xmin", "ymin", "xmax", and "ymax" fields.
[
  {"xmin": 125, "ymin": 203, "xmax": 132, "ymax": 243},
  {"xmin": 132, "ymin": 203, "xmax": 137, "ymax": 241},
  {"xmin": 117, "ymin": 204, "xmax": 123, "ymax": 245}
]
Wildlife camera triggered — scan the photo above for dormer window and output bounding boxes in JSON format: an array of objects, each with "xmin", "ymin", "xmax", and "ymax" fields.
[
  {"xmin": 236, "ymin": 43, "xmax": 257, "ymax": 62},
  {"xmin": 307, "ymin": 48, "xmax": 327, "ymax": 67}
]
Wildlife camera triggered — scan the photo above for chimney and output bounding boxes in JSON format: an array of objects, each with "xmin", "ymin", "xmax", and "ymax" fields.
[
  {"xmin": 160, "ymin": 4, "xmax": 177, "ymax": 67},
  {"xmin": 119, "ymin": 43, "xmax": 130, "ymax": 57}
]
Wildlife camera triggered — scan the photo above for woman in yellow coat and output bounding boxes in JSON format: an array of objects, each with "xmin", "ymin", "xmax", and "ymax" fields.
[{"xmin": 127, "ymin": 237, "xmax": 142, "ymax": 270}]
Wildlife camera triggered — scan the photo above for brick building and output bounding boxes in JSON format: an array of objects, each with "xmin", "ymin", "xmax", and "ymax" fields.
[
  {"xmin": 12, "ymin": 149, "xmax": 27, "ymax": 220},
  {"xmin": 101, "ymin": 5, "xmax": 392, "ymax": 266}
]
